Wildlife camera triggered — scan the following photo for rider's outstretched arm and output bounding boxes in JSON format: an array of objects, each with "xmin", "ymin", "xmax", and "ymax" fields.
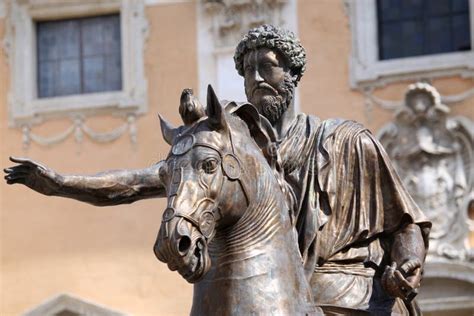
[{"xmin": 4, "ymin": 157, "xmax": 166, "ymax": 206}]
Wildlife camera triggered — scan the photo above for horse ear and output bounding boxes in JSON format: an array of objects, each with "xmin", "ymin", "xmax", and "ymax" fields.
[
  {"xmin": 206, "ymin": 84, "xmax": 228, "ymax": 131},
  {"xmin": 158, "ymin": 114, "xmax": 178, "ymax": 145}
]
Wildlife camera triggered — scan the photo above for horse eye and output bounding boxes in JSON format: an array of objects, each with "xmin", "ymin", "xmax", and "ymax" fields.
[{"xmin": 201, "ymin": 158, "xmax": 219, "ymax": 174}]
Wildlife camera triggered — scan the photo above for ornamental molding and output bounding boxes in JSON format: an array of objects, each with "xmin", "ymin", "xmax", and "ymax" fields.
[
  {"xmin": 202, "ymin": 0, "xmax": 289, "ymax": 49},
  {"xmin": 364, "ymin": 85, "xmax": 474, "ymax": 111},
  {"xmin": 361, "ymin": 80, "xmax": 474, "ymax": 123},
  {"xmin": 345, "ymin": 0, "xmax": 474, "ymax": 89},
  {"xmin": 418, "ymin": 260, "xmax": 474, "ymax": 313},
  {"xmin": 3, "ymin": 0, "xmax": 149, "ymax": 147},
  {"xmin": 197, "ymin": 0, "xmax": 297, "ymax": 103},
  {"xmin": 21, "ymin": 115, "xmax": 137, "ymax": 150},
  {"xmin": 22, "ymin": 293, "xmax": 128, "ymax": 316}
]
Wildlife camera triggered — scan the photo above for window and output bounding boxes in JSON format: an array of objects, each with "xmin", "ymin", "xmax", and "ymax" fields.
[
  {"xmin": 6, "ymin": 0, "xmax": 148, "ymax": 128},
  {"xmin": 37, "ymin": 14, "xmax": 122, "ymax": 98},
  {"xmin": 347, "ymin": 0, "xmax": 474, "ymax": 88},
  {"xmin": 377, "ymin": 0, "xmax": 471, "ymax": 60}
]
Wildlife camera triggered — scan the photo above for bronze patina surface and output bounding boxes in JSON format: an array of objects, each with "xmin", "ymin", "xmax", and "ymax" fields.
[{"xmin": 4, "ymin": 25, "xmax": 430, "ymax": 315}]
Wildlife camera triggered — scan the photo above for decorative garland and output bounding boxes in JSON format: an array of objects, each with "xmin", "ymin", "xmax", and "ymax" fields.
[
  {"xmin": 364, "ymin": 86, "xmax": 474, "ymax": 111},
  {"xmin": 361, "ymin": 84, "xmax": 474, "ymax": 125},
  {"xmin": 21, "ymin": 115, "xmax": 137, "ymax": 149}
]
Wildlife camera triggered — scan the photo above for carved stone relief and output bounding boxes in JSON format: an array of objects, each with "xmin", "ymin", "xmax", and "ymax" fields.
[
  {"xmin": 21, "ymin": 115, "xmax": 138, "ymax": 150},
  {"xmin": 197, "ymin": 0, "xmax": 295, "ymax": 103},
  {"xmin": 203, "ymin": 0, "xmax": 289, "ymax": 48},
  {"xmin": 378, "ymin": 83, "xmax": 473, "ymax": 262}
]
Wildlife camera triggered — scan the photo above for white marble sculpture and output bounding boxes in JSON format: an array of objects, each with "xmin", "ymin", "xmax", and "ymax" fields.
[{"xmin": 378, "ymin": 82, "xmax": 473, "ymax": 262}]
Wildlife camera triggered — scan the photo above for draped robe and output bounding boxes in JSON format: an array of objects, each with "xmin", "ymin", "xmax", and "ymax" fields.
[{"xmin": 276, "ymin": 114, "xmax": 431, "ymax": 314}]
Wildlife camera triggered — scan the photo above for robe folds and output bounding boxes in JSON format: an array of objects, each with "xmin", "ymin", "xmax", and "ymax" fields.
[{"xmin": 277, "ymin": 114, "xmax": 431, "ymax": 313}]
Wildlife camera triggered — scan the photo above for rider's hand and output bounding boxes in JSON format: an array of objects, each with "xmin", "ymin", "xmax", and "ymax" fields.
[
  {"xmin": 4, "ymin": 156, "xmax": 62, "ymax": 196},
  {"xmin": 382, "ymin": 259, "xmax": 422, "ymax": 302}
]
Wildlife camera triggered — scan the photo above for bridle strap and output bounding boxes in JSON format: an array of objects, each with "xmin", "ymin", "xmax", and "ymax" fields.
[
  {"xmin": 192, "ymin": 142, "xmax": 250, "ymax": 206},
  {"xmin": 163, "ymin": 130, "xmax": 251, "ymax": 241},
  {"xmin": 174, "ymin": 212, "xmax": 200, "ymax": 230}
]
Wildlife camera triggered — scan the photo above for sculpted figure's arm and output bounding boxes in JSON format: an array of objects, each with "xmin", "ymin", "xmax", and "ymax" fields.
[
  {"xmin": 382, "ymin": 223, "xmax": 426, "ymax": 302},
  {"xmin": 4, "ymin": 157, "xmax": 166, "ymax": 206}
]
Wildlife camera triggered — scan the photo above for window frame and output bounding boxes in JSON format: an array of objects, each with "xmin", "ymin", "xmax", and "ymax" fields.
[
  {"xmin": 5, "ymin": 0, "xmax": 148, "ymax": 127},
  {"xmin": 347, "ymin": 0, "xmax": 474, "ymax": 89},
  {"xmin": 36, "ymin": 14, "xmax": 123, "ymax": 98}
]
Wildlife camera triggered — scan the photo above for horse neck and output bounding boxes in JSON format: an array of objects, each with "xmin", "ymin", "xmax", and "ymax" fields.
[
  {"xmin": 190, "ymin": 130, "xmax": 315, "ymax": 315},
  {"xmin": 192, "ymin": 163, "xmax": 314, "ymax": 315},
  {"xmin": 208, "ymin": 159, "xmax": 292, "ymax": 259}
]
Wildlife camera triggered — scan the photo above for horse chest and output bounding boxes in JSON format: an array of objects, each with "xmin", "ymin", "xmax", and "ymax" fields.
[{"xmin": 190, "ymin": 241, "xmax": 316, "ymax": 315}]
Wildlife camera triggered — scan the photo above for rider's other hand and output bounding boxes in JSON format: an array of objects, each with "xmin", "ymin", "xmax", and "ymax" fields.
[
  {"xmin": 4, "ymin": 156, "xmax": 62, "ymax": 196},
  {"xmin": 382, "ymin": 259, "xmax": 421, "ymax": 302}
]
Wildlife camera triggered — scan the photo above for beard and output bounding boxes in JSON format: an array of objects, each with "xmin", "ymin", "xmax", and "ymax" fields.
[{"xmin": 251, "ymin": 74, "xmax": 295, "ymax": 124}]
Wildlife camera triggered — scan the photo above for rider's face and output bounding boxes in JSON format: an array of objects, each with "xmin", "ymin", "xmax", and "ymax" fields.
[{"xmin": 243, "ymin": 48, "xmax": 290, "ymax": 109}]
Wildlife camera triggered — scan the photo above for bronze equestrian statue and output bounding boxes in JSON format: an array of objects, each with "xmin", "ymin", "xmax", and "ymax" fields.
[{"xmin": 4, "ymin": 25, "xmax": 430, "ymax": 315}]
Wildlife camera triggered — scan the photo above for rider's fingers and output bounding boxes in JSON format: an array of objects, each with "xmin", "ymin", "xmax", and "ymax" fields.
[
  {"xmin": 385, "ymin": 275, "xmax": 405, "ymax": 298},
  {"xmin": 400, "ymin": 259, "xmax": 421, "ymax": 274},
  {"xmin": 6, "ymin": 177, "xmax": 26, "ymax": 185},
  {"xmin": 412, "ymin": 267, "xmax": 421, "ymax": 279},
  {"xmin": 5, "ymin": 176, "xmax": 29, "ymax": 184},
  {"xmin": 394, "ymin": 270, "xmax": 414, "ymax": 290},
  {"xmin": 406, "ymin": 267, "xmax": 422, "ymax": 289},
  {"xmin": 9, "ymin": 156, "xmax": 35, "ymax": 166},
  {"xmin": 6, "ymin": 165, "xmax": 32, "ymax": 174},
  {"xmin": 9, "ymin": 157, "xmax": 48, "ymax": 171},
  {"xmin": 5, "ymin": 171, "xmax": 29, "ymax": 178},
  {"xmin": 382, "ymin": 264, "xmax": 395, "ymax": 293},
  {"xmin": 10, "ymin": 156, "xmax": 30, "ymax": 163}
]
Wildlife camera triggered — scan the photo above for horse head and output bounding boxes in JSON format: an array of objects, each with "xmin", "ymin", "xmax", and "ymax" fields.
[{"xmin": 154, "ymin": 85, "xmax": 276, "ymax": 283}]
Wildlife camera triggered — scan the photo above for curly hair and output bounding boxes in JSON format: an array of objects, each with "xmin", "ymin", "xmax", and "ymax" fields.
[{"xmin": 234, "ymin": 24, "xmax": 306, "ymax": 85}]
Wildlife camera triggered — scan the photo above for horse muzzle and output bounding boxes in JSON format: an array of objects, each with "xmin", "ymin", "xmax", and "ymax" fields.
[{"xmin": 154, "ymin": 216, "xmax": 212, "ymax": 283}]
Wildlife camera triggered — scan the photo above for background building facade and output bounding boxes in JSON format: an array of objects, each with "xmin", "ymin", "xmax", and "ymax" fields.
[{"xmin": 1, "ymin": 0, "xmax": 472, "ymax": 315}]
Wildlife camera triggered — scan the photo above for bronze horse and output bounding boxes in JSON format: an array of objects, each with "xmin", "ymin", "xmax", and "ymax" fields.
[{"xmin": 154, "ymin": 86, "xmax": 319, "ymax": 315}]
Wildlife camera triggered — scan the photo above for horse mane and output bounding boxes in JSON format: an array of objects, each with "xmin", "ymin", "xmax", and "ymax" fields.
[{"xmin": 223, "ymin": 101, "xmax": 283, "ymax": 172}]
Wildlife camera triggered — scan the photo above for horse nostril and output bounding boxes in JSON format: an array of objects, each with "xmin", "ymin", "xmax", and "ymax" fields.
[{"xmin": 178, "ymin": 236, "xmax": 192, "ymax": 254}]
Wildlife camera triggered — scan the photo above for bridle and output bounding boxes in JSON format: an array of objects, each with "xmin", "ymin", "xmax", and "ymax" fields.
[{"xmin": 160, "ymin": 128, "xmax": 250, "ymax": 246}]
